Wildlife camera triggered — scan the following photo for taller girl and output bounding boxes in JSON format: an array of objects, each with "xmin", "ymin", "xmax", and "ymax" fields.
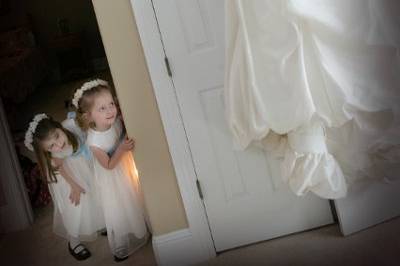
[{"xmin": 72, "ymin": 79, "xmax": 148, "ymax": 261}]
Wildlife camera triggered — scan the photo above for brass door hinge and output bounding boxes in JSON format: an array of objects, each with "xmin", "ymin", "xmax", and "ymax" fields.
[
  {"xmin": 196, "ymin": 179, "xmax": 204, "ymax": 200},
  {"xmin": 164, "ymin": 57, "xmax": 172, "ymax": 77}
]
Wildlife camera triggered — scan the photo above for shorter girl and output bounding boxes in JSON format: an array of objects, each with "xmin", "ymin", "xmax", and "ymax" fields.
[
  {"xmin": 73, "ymin": 79, "xmax": 148, "ymax": 261},
  {"xmin": 24, "ymin": 113, "xmax": 104, "ymax": 260}
]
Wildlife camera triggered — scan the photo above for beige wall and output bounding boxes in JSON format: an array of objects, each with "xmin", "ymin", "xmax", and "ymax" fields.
[{"xmin": 92, "ymin": 0, "xmax": 188, "ymax": 236}]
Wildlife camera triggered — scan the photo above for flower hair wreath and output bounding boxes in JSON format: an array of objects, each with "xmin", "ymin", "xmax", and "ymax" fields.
[
  {"xmin": 72, "ymin": 79, "xmax": 109, "ymax": 108},
  {"xmin": 24, "ymin": 113, "xmax": 48, "ymax": 151}
]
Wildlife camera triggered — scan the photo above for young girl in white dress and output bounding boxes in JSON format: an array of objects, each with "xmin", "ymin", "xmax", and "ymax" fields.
[
  {"xmin": 24, "ymin": 113, "xmax": 104, "ymax": 261},
  {"xmin": 72, "ymin": 79, "xmax": 148, "ymax": 261}
]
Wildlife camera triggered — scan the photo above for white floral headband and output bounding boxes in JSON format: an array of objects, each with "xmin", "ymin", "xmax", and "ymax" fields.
[
  {"xmin": 72, "ymin": 79, "xmax": 109, "ymax": 108},
  {"xmin": 24, "ymin": 113, "xmax": 48, "ymax": 151}
]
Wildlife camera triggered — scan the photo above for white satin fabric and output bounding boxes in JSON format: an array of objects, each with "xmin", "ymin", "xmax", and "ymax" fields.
[
  {"xmin": 87, "ymin": 118, "xmax": 148, "ymax": 258},
  {"xmin": 50, "ymin": 119, "xmax": 104, "ymax": 241},
  {"xmin": 225, "ymin": 0, "xmax": 400, "ymax": 198}
]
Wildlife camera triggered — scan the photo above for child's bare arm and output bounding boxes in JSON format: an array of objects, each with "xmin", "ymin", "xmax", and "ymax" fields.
[
  {"xmin": 90, "ymin": 137, "xmax": 135, "ymax": 170},
  {"xmin": 52, "ymin": 158, "xmax": 85, "ymax": 206}
]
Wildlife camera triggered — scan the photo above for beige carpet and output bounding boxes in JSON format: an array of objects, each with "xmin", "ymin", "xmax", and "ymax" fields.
[
  {"xmin": 200, "ymin": 217, "xmax": 400, "ymax": 266},
  {"xmin": 0, "ymin": 205, "xmax": 157, "ymax": 266},
  {"xmin": 2, "ymin": 206, "xmax": 399, "ymax": 266}
]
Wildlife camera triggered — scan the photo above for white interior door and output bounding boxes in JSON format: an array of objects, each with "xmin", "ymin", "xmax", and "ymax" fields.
[
  {"xmin": 335, "ymin": 178, "xmax": 400, "ymax": 235},
  {"xmin": 0, "ymin": 98, "xmax": 33, "ymax": 233},
  {"xmin": 151, "ymin": 0, "xmax": 333, "ymax": 251}
]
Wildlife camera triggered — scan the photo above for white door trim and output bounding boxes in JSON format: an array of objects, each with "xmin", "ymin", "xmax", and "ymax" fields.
[
  {"xmin": 0, "ymin": 98, "xmax": 34, "ymax": 232},
  {"xmin": 152, "ymin": 228, "xmax": 210, "ymax": 266},
  {"xmin": 129, "ymin": 0, "xmax": 216, "ymax": 262}
]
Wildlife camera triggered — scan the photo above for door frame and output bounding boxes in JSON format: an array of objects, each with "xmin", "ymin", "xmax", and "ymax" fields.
[
  {"xmin": 129, "ymin": 0, "xmax": 216, "ymax": 261},
  {"xmin": 0, "ymin": 97, "xmax": 34, "ymax": 232}
]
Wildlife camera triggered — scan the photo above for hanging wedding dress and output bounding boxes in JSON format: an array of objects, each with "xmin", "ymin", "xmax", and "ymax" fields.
[{"xmin": 225, "ymin": 0, "xmax": 400, "ymax": 199}]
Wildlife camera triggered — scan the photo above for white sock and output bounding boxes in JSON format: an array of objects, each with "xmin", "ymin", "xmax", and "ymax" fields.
[{"xmin": 70, "ymin": 237, "xmax": 84, "ymax": 253}]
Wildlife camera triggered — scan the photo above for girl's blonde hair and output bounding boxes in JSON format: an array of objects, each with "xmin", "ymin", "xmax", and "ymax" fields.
[
  {"xmin": 31, "ymin": 117, "xmax": 78, "ymax": 183},
  {"xmin": 75, "ymin": 82, "xmax": 118, "ymax": 130}
]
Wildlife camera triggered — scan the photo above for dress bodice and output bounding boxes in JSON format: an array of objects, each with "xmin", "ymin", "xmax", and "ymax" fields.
[{"xmin": 87, "ymin": 118, "xmax": 124, "ymax": 154}]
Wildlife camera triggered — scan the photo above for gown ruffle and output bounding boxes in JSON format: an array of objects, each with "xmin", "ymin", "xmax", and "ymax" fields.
[{"xmin": 225, "ymin": 0, "xmax": 400, "ymax": 198}]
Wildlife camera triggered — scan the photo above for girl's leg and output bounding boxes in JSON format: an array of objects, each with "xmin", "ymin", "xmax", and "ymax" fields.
[{"xmin": 69, "ymin": 237, "xmax": 83, "ymax": 252}]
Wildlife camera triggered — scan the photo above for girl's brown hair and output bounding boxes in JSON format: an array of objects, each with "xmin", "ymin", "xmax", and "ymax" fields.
[
  {"xmin": 75, "ymin": 83, "xmax": 119, "ymax": 131},
  {"xmin": 31, "ymin": 117, "xmax": 78, "ymax": 183}
]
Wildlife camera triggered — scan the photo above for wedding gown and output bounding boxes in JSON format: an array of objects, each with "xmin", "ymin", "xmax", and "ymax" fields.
[{"xmin": 225, "ymin": 0, "xmax": 400, "ymax": 198}]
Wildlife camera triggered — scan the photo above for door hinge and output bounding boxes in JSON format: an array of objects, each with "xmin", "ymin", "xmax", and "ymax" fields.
[
  {"xmin": 164, "ymin": 57, "xmax": 172, "ymax": 77},
  {"xmin": 196, "ymin": 179, "xmax": 204, "ymax": 200}
]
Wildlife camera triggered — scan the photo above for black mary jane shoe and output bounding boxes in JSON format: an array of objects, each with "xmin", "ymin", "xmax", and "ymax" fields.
[
  {"xmin": 114, "ymin": 255, "xmax": 129, "ymax": 262},
  {"xmin": 68, "ymin": 242, "xmax": 91, "ymax": 261}
]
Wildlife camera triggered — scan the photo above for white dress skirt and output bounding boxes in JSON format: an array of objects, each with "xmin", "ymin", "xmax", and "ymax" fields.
[
  {"xmin": 225, "ymin": 0, "xmax": 400, "ymax": 198},
  {"xmin": 49, "ymin": 118, "xmax": 105, "ymax": 241},
  {"xmin": 87, "ymin": 118, "xmax": 148, "ymax": 258}
]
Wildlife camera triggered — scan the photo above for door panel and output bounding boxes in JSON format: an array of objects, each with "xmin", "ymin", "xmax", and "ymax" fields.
[
  {"xmin": 152, "ymin": 0, "xmax": 333, "ymax": 251},
  {"xmin": 335, "ymin": 179, "xmax": 400, "ymax": 235}
]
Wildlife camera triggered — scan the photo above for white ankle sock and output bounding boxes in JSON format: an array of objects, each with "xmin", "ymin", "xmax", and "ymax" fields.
[{"xmin": 70, "ymin": 237, "xmax": 84, "ymax": 253}]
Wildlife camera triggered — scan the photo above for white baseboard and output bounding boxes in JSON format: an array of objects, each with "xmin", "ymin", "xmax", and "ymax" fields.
[{"xmin": 152, "ymin": 229, "xmax": 214, "ymax": 266}]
